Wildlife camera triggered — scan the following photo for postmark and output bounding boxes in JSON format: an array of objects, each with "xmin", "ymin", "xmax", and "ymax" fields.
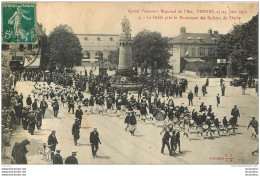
[{"xmin": 2, "ymin": 2, "xmax": 36, "ymax": 44}]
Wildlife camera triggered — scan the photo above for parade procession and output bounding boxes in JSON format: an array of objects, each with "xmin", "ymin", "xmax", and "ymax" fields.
[{"xmin": 1, "ymin": 2, "xmax": 259, "ymax": 165}]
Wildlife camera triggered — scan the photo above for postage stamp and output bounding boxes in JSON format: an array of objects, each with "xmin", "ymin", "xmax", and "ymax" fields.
[{"xmin": 2, "ymin": 2, "xmax": 36, "ymax": 43}]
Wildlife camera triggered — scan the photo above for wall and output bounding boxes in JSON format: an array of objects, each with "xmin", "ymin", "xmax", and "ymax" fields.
[
  {"xmin": 77, "ymin": 34, "xmax": 120, "ymax": 65},
  {"xmin": 170, "ymin": 44, "xmax": 181, "ymax": 74}
]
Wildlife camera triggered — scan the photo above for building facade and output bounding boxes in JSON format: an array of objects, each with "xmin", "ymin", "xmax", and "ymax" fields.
[
  {"xmin": 169, "ymin": 27, "xmax": 221, "ymax": 74},
  {"xmin": 76, "ymin": 34, "xmax": 120, "ymax": 67}
]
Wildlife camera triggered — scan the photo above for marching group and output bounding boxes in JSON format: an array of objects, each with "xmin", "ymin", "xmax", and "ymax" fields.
[{"xmin": 2, "ymin": 69, "xmax": 259, "ymax": 164}]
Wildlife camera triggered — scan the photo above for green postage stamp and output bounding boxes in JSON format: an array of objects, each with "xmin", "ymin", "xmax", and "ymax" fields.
[{"xmin": 2, "ymin": 2, "xmax": 36, "ymax": 43}]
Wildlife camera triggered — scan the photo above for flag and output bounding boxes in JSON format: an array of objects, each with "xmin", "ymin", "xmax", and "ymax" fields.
[{"xmin": 185, "ymin": 50, "xmax": 189, "ymax": 57}]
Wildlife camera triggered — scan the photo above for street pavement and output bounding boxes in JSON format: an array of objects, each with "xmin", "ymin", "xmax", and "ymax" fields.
[{"xmin": 2, "ymin": 76, "xmax": 259, "ymax": 164}]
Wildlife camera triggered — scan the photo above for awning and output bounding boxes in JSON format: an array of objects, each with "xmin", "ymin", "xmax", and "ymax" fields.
[
  {"xmin": 24, "ymin": 55, "xmax": 41, "ymax": 68},
  {"xmin": 217, "ymin": 59, "xmax": 227, "ymax": 64},
  {"xmin": 184, "ymin": 58, "xmax": 205, "ymax": 62},
  {"xmin": 246, "ymin": 57, "xmax": 256, "ymax": 61}
]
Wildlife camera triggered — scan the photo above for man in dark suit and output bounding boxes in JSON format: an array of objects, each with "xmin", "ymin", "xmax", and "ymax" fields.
[
  {"xmin": 188, "ymin": 90, "xmax": 194, "ymax": 106},
  {"xmin": 72, "ymin": 119, "xmax": 80, "ymax": 146},
  {"xmin": 26, "ymin": 95, "xmax": 32, "ymax": 106},
  {"xmin": 90, "ymin": 128, "xmax": 101, "ymax": 158},
  {"xmin": 194, "ymin": 85, "xmax": 199, "ymax": 97},
  {"xmin": 202, "ymin": 85, "xmax": 206, "ymax": 97},
  {"xmin": 231, "ymin": 105, "xmax": 240, "ymax": 124},
  {"xmin": 221, "ymin": 84, "xmax": 226, "ymax": 96},
  {"xmin": 216, "ymin": 94, "xmax": 220, "ymax": 107},
  {"xmin": 65, "ymin": 151, "xmax": 78, "ymax": 164},
  {"xmin": 161, "ymin": 128, "xmax": 172, "ymax": 156},
  {"xmin": 68, "ymin": 97, "xmax": 75, "ymax": 114},
  {"xmin": 53, "ymin": 149, "xmax": 63, "ymax": 164},
  {"xmin": 40, "ymin": 98, "xmax": 48, "ymax": 118},
  {"xmin": 48, "ymin": 130, "xmax": 58, "ymax": 160},
  {"xmin": 52, "ymin": 99, "xmax": 59, "ymax": 118},
  {"xmin": 75, "ymin": 105, "xmax": 83, "ymax": 127},
  {"xmin": 32, "ymin": 99, "xmax": 38, "ymax": 111}
]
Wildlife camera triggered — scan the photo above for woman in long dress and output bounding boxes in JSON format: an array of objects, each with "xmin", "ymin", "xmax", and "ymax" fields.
[
  {"xmin": 8, "ymin": 5, "xmax": 32, "ymax": 41},
  {"xmin": 11, "ymin": 139, "xmax": 30, "ymax": 164}
]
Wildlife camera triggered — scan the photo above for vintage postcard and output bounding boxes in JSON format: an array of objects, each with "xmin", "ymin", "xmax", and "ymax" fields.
[{"xmin": 1, "ymin": 1, "xmax": 259, "ymax": 166}]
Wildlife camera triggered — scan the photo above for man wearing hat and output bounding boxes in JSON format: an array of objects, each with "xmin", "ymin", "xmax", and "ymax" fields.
[
  {"xmin": 75, "ymin": 105, "xmax": 83, "ymax": 127},
  {"xmin": 205, "ymin": 116, "xmax": 213, "ymax": 137},
  {"xmin": 231, "ymin": 105, "xmax": 240, "ymax": 125},
  {"xmin": 65, "ymin": 151, "xmax": 78, "ymax": 164},
  {"xmin": 72, "ymin": 119, "xmax": 80, "ymax": 145},
  {"xmin": 68, "ymin": 97, "xmax": 75, "ymax": 114},
  {"xmin": 129, "ymin": 111, "xmax": 137, "ymax": 136},
  {"xmin": 88, "ymin": 95, "xmax": 94, "ymax": 114},
  {"xmin": 48, "ymin": 130, "xmax": 58, "ymax": 160},
  {"xmin": 140, "ymin": 99, "xmax": 148, "ymax": 123},
  {"xmin": 216, "ymin": 94, "xmax": 220, "ymax": 107},
  {"xmin": 32, "ymin": 98, "xmax": 38, "ymax": 111},
  {"xmin": 26, "ymin": 95, "xmax": 32, "ymax": 107},
  {"xmin": 170, "ymin": 130, "xmax": 177, "ymax": 156},
  {"xmin": 188, "ymin": 90, "xmax": 194, "ymax": 106},
  {"xmin": 124, "ymin": 111, "xmax": 131, "ymax": 131},
  {"xmin": 247, "ymin": 116, "xmax": 258, "ymax": 140},
  {"xmin": 194, "ymin": 85, "xmax": 199, "ymax": 97},
  {"xmin": 52, "ymin": 98, "xmax": 59, "ymax": 118},
  {"xmin": 40, "ymin": 98, "xmax": 48, "ymax": 118},
  {"xmin": 90, "ymin": 128, "xmax": 101, "ymax": 158},
  {"xmin": 53, "ymin": 149, "xmax": 63, "ymax": 164},
  {"xmin": 161, "ymin": 128, "xmax": 172, "ymax": 156}
]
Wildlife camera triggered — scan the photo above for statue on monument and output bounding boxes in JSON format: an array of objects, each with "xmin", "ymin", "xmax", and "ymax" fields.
[{"xmin": 121, "ymin": 16, "xmax": 131, "ymax": 34}]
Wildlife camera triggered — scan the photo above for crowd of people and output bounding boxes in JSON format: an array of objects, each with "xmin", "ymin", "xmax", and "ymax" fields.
[{"xmin": 2, "ymin": 68, "xmax": 259, "ymax": 163}]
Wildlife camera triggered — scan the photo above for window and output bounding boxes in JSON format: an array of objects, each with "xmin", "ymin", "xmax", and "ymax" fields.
[
  {"xmin": 28, "ymin": 44, "xmax": 32, "ymax": 50},
  {"xmin": 95, "ymin": 51, "xmax": 103, "ymax": 60},
  {"xmin": 199, "ymin": 47, "xmax": 205, "ymax": 56},
  {"xmin": 2, "ymin": 44, "xmax": 9, "ymax": 50},
  {"xmin": 84, "ymin": 37, "xmax": 88, "ymax": 40},
  {"xmin": 208, "ymin": 48, "xmax": 214, "ymax": 57},
  {"xmin": 110, "ymin": 37, "xmax": 113, "ymax": 41},
  {"xmin": 197, "ymin": 37, "xmax": 203, "ymax": 42},
  {"xmin": 192, "ymin": 48, "xmax": 195, "ymax": 56},
  {"xmin": 19, "ymin": 44, "xmax": 25, "ymax": 51},
  {"xmin": 97, "ymin": 37, "xmax": 101, "ymax": 41},
  {"xmin": 84, "ymin": 51, "xmax": 90, "ymax": 59}
]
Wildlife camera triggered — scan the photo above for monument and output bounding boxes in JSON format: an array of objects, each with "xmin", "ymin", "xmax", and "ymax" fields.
[
  {"xmin": 110, "ymin": 16, "xmax": 139, "ymax": 89},
  {"xmin": 117, "ymin": 16, "xmax": 133, "ymax": 76}
]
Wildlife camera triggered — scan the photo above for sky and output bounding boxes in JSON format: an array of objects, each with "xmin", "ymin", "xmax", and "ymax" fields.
[{"xmin": 37, "ymin": 2, "xmax": 258, "ymax": 37}]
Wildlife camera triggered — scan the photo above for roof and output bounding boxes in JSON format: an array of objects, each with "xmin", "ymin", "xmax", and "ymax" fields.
[
  {"xmin": 169, "ymin": 32, "xmax": 221, "ymax": 45},
  {"xmin": 184, "ymin": 58, "xmax": 205, "ymax": 62}
]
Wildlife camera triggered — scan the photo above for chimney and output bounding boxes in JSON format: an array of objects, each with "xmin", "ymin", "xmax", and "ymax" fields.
[
  {"xmin": 213, "ymin": 30, "xmax": 218, "ymax": 35},
  {"xmin": 208, "ymin": 28, "xmax": 212, "ymax": 35},
  {"xmin": 180, "ymin": 27, "xmax": 186, "ymax": 34}
]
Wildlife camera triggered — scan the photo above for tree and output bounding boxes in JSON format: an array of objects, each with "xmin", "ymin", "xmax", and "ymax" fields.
[
  {"xmin": 39, "ymin": 32, "xmax": 49, "ymax": 70},
  {"xmin": 107, "ymin": 49, "xmax": 119, "ymax": 67},
  {"xmin": 216, "ymin": 14, "xmax": 258, "ymax": 76},
  {"xmin": 48, "ymin": 25, "xmax": 83, "ymax": 71},
  {"xmin": 132, "ymin": 30, "xmax": 171, "ymax": 69}
]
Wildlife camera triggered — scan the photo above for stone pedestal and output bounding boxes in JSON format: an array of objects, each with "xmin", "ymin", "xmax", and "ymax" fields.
[
  {"xmin": 117, "ymin": 33, "xmax": 133, "ymax": 76},
  {"xmin": 109, "ymin": 16, "xmax": 140, "ymax": 90}
]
